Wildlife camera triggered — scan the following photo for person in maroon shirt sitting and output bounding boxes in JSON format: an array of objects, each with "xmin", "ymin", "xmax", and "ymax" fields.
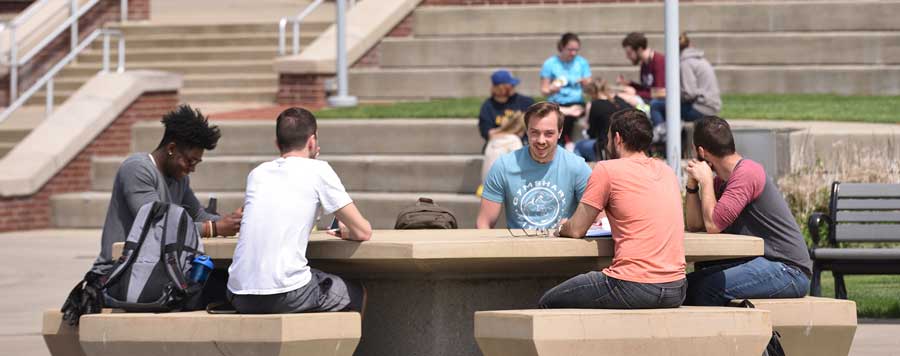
[
  {"xmin": 682, "ymin": 117, "xmax": 812, "ymax": 306},
  {"xmin": 617, "ymin": 32, "xmax": 667, "ymax": 141}
]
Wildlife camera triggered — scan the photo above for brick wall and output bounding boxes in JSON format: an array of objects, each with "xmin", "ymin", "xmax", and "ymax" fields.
[
  {"xmin": 0, "ymin": 0, "xmax": 146, "ymax": 106},
  {"xmin": 277, "ymin": 74, "xmax": 328, "ymax": 109},
  {"xmin": 0, "ymin": 90, "xmax": 178, "ymax": 232}
]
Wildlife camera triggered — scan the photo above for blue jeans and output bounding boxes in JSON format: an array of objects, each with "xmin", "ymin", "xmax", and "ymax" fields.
[
  {"xmin": 685, "ymin": 257, "xmax": 810, "ymax": 306},
  {"xmin": 539, "ymin": 271, "xmax": 687, "ymax": 309},
  {"xmin": 574, "ymin": 139, "xmax": 598, "ymax": 162},
  {"xmin": 649, "ymin": 99, "xmax": 705, "ymax": 127}
]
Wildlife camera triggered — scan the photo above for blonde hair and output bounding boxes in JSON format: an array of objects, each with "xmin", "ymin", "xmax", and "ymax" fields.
[
  {"xmin": 583, "ymin": 78, "xmax": 614, "ymax": 102},
  {"xmin": 496, "ymin": 111, "xmax": 525, "ymax": 136}
]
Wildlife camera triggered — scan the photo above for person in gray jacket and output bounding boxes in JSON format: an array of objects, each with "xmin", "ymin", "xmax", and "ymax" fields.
[{"xmin": 648, "ymin": 33, "xmax": 721, "ymax": 142}]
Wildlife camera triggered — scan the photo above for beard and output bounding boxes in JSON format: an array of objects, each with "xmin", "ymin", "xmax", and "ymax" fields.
[{"xmin": 607, "ymin": 143, "xmax": 620, "ymax": 159}]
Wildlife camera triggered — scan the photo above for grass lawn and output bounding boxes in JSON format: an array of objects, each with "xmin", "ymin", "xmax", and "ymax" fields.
[
  {"xmin": 315, "ymin": 94, "xmax": 900, "ymax": 123},
  {"xmin": 817, "ymin": 272, "xmax": 900, "ymax": 318}
]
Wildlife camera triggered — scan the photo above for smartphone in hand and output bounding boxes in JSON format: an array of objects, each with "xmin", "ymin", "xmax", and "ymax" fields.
[{"xmin": 329, "ymin": 217, "xmax": 341, "ymax": 237}]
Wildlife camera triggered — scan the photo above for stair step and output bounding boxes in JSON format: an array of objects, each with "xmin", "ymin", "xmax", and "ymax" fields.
[
  {"xmin": 378, "ymin": 32, "xmax": 900, "ymax": 68},
  {"xmin": 413, "ymin": 2, "xmax": 900, "ymax": 37},
  {"xmin": 50, "ymin": 191, "xmax": 485, "ymax": 229},
  {"xmin": 91, "ymin": 154, "xmax": 483, "ymax": 193},
  {"xmin": 88, "ymin": 33, "xmax": 317, "ymax": 49},
  {"xmin": 110, "ymin": 22, "xmax": 331, "ymax": 36},
  {"xmin": 132, "ymin": 119, "xmax": 485, "ymax": 156},
  {"xmin": 77, "ymin": 46, "xmax": 279, "ymax": 62},
  {"xmin": 348, "ymin": 65, "xmax": 900, "ymax": 98},
  {"xmin": 59, "ymin": 60, "xmax": 274, "ymax": 77}
]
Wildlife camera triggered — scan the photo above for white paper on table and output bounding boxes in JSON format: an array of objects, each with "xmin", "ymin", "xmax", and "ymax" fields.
[{"xmin": 585, "ymin": 217, "xmax": 612, "ymax": 237}]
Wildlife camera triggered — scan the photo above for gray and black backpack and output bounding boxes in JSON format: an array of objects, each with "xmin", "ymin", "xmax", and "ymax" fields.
[{"xmin": 101, "ymin": 201, "xmax": 205, "ymax": 312}]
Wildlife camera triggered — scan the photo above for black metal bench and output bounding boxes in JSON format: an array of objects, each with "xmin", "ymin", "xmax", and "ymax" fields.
[{"xmin": 808, "ymin": 182, "xmax": 900, "ymax": 299}]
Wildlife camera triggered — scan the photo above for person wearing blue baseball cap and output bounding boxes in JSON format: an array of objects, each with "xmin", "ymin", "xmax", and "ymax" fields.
[{"xmin": 478, "ymin": 69, "xmax": 535, "ymax": 144}]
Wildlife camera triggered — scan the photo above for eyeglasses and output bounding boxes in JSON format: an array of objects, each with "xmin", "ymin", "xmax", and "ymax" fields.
[{"xmin": 507, "ymin": 227, "xmax": 553, "ymax": 238}]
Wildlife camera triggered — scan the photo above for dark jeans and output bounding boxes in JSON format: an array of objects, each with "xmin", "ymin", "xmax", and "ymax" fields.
[
  {"xmin": 539, "ymin": 271, "xmax": 687, "ymax": 309},
  {"xmin": 574, "ymin": 139, "xmax": 598, "ymax": 162},
  {"xmin": 649, "ymin": 99, "xmax": 705, "ymax": 127},
  {"xmin": 685, "ymin": 257, "xmax": 810, "ymax": 306}
]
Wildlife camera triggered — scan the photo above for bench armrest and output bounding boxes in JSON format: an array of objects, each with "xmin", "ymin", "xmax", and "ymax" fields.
[{"xmin": 807, "ymin": 212, "xmax": 833, "ymax": 247}]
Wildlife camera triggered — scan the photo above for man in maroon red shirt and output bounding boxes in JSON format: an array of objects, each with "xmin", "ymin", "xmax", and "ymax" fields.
[
  {"xmin": 682, "ymin": 116, "xmax": 812, "ymax": 306},
  {"xmin": 617, "ymin": 32, "xmax": 665, "ymax": 103}
]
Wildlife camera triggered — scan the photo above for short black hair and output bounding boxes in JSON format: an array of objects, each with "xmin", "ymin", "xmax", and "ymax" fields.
[
  {"xmin": 156, "ymin": 105, "xmax": 220, "ymax": 151},
  {"xmin": 622, "ymin": 32, "xmax": 648, "ymax": 51},
  {"xmin": 557, "ymin": 32, "xmax": 581, "ymax": 51},
  {"xmin": 276, "ymin": 107, "xmax": 317, "ymax": 153},
  {"xmin": 609, "ymin": 109, "xmax": 652, "ymax": 152},
  {"xmin": 693, "ymin": 116, "xmax": 736, "ymax": 157}
]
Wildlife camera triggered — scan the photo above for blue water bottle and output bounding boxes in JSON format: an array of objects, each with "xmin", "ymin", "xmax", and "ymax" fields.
[{"xmin": 189, "ymin": 255, "xmax": 214, "ymax": 283}]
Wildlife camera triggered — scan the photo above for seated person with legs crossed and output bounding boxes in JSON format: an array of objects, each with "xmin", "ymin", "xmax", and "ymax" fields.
[
  {"xmin": 540, "ymin": 109, "xmax": 687, "ymax": 309},
  {"xmin": 683, "ymin": 116, "xmax": 811, "ymax": 306},
  {"xmin": 227, "ymin": 108, "xmax": 373, "ymax": 314},
  {"xmin": 476, "ymin": 102, "xmax": 592, "ymax": 231}
]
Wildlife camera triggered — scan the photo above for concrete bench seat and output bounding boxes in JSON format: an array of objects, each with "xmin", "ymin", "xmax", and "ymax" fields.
[
  {"xmin": 730, "ymin": 297, "xmax": 857, "ymax": 356},
  {"xmin": 474, "ymin": 307, "xmax": 772, "ymax": 356},
  {"xmin": 44, "ymin": 310, "xmax": 361, "ymax": 356},
  {"xmin": 42, "ymin": 310, "xmax": 87, "ymax": 356}
]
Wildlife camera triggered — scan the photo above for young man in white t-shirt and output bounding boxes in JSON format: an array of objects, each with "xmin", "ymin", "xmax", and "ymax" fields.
[{"xmin": 227, "ymin": 107, "xmax": 372, "ymax": 314}]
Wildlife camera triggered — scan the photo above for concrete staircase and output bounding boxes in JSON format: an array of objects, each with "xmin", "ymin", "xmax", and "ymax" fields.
[
  {"xmin": 30, "ymin": 21, "xmax": 330, "ymax": 105},
  {"xmin": 349, "ymin": 1, "xmax": 900, "ymax": 99},
  {"xmin": 50, "ymin": 118, "xmax": 490, "ymax": 229}
]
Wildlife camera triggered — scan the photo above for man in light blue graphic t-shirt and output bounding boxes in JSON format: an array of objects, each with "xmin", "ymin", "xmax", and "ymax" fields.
[{"xmin": 477, "ymin": 102, "xmax": 592, "ymax": 230}]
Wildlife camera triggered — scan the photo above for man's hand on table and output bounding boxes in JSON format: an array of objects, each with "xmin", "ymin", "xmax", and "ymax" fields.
[{"xmin": 215, "ymin": 206, "xmax": 243, "ymax": 237}]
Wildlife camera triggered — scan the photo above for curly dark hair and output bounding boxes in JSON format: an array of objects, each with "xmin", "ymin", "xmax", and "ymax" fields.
[{"xmin": 156, "ymin": 105, "xmax": 221, "ymax": 151}]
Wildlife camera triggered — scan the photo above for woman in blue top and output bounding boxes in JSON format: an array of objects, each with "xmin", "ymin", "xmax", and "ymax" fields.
[{"xmin": 540, "ymin": 33, "xmax": 592, "ymax": 146}]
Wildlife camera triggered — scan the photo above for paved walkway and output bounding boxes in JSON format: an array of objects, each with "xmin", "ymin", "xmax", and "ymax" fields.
[{"xmin": 1, "ymin": 229, "xmax": 898, "ymax": 356}]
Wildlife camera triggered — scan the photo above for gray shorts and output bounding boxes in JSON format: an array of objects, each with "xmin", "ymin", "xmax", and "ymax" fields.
[{"xmin": 228, "ymin": 268, "xmax": 364, "ymax": 314}]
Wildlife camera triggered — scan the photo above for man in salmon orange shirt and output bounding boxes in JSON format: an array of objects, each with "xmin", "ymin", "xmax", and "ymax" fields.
[{"xmin": 539, "ymin": 109, "xmax": 687, "ymax": 309}]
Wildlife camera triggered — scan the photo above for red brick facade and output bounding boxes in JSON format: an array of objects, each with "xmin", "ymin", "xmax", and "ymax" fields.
[
  {"xmin": 0, "ymin": 91, "xmax": 177, "ymax": 232},
  {"xmin": 0, "ymin": 0, "xmax": 149, "ymax": 107},
  {"xmin": 276, "ymin": 74, "xmax": 328, "ymax": 109}
]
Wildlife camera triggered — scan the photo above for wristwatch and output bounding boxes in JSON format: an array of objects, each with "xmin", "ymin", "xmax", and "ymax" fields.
[{"xmin": 685, "ymin": 185, "xmax": 700, "ymax": 194}]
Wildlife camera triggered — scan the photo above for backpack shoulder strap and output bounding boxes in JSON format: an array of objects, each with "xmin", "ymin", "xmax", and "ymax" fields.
[{"xmin": 102, "ymin": 202, "xmax": 167, "ymax": 288}]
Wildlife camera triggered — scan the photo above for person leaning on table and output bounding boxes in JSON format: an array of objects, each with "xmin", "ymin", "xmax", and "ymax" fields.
[
  {"xmin": 683, "ymin": 116, "xmax": 812, "ymax": 306},
  {"xmin": 540, "ymin": 109, "xmax": 687, "ymax": 309}
]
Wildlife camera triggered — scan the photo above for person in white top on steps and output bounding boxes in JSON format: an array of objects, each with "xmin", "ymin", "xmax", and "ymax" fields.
[{"xmin": 227, "ymin": 107, "xmax": 372, "ymax": 314}]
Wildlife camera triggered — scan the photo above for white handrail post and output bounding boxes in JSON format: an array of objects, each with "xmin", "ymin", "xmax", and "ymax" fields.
[
  {"xmin": 117, "ymin": 33, "xmax": 125, "ymax": 73},
  {"xmin": 45, "ymin": 78, "xmax": 53, "ymax": 117},
  {"xmin": 278, "ymin": 18, "xmax": 287, "ymax": 55},
  {"xmin": 121, "ymin": 0, "xmax": 128, "ymax": 22},
  {"xmin": 101, "ymin": 31, "xmax": 110, "ymax": 72},
  {"xmin": 292, "ymin": 20, "xmax": 300, "ymax": 56},
  {"xmin": 9, "ymin": 25, "xmax": 17, "ymax": 102},
  {"xmin": 70, "ymin": 0, "xmax": 78, "ymax": 53},
  {"xmin": 327, "ymin": 0, "xmax": 357, "ymax": 108},
  {"xmin": 664, "ymin": 0, "xmax": 681, "ymax": 177}
]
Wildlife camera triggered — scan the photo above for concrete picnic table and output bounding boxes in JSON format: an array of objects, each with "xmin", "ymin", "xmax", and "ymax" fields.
[{"xmin": 114, "ymin": 229, "xmax": 763, "ymax": 356}]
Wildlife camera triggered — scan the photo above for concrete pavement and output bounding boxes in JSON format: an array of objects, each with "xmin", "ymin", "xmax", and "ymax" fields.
[{"xmin": 1, "ymin": 229, "xmax": 897, "ymax": 356}]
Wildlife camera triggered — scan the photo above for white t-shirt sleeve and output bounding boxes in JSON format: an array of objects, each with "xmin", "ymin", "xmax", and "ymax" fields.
[{"xmin": 315, "ymin": 162, "xmax": 353, "ymax": 215}]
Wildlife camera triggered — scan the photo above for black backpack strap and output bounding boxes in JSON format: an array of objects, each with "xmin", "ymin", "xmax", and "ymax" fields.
[
  {"xmin": 102, "ymin": 202, "xmax": 167, "ymax": 289},
  {"xmin": 164, "ymin": 207, "xmax": 192, "ymax": 294}
]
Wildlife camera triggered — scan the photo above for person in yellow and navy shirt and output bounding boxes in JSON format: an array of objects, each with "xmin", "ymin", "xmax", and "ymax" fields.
[{"xmin": 478, "ymin": 70, "xmax": 535, "ymax": 146}]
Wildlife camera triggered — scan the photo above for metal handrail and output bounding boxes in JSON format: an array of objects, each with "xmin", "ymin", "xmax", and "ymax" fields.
[
  {"xmin": 0, "ymin": 29, "xmax": 124, "ymax": 124},
  {"xmin": 3, "ymin": 0, "xmax": 129, "ymax": 102},
  {"xmin": 278, "ymin": 0, "xmax": 325, "ymax": 56}
]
